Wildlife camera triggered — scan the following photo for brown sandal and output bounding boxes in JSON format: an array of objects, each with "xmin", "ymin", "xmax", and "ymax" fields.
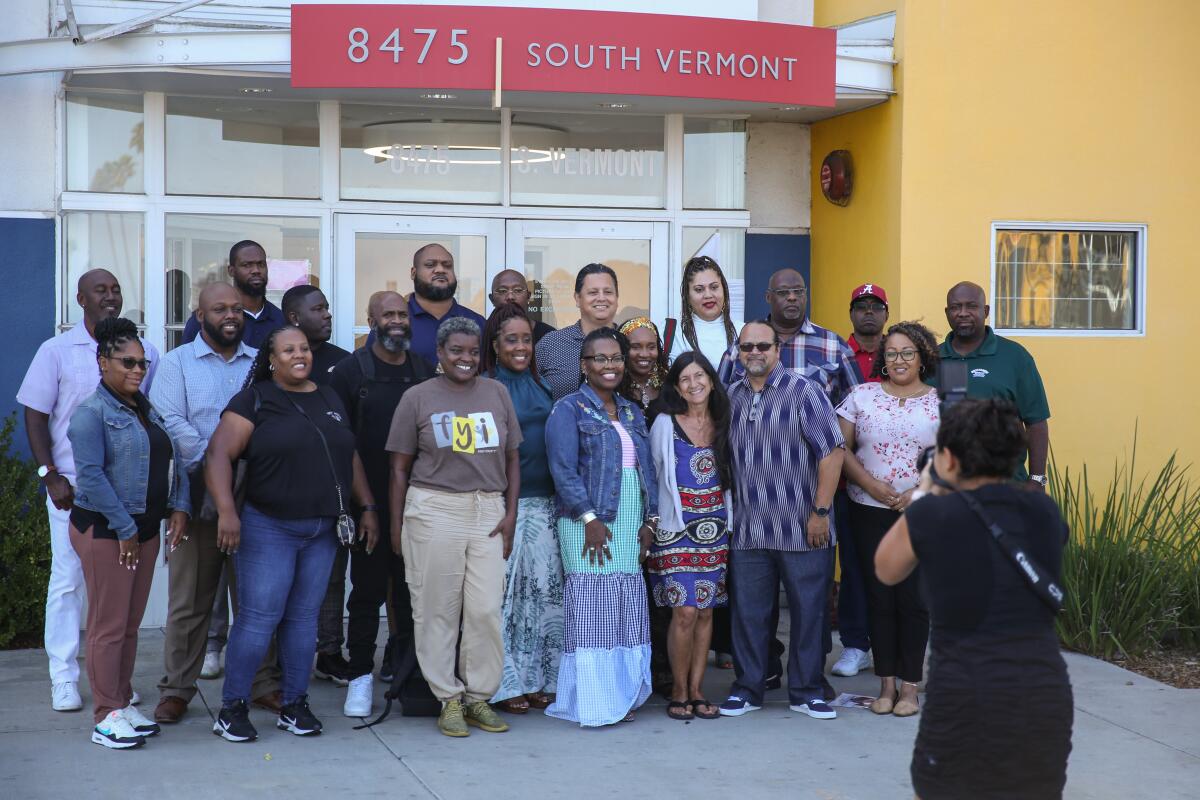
[
  {"xmin": 497, "ymin": 697, "xmax": 530, "ymax": 715},
  {"xmin": 526, "ymin": 692, "xmax": 553, "ymax": 709},
  {"xmin": 666, "ymin": 701, "xmax": 692, "ymax": 721}
]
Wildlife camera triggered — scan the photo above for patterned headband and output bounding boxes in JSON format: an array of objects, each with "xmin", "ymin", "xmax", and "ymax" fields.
[{"xmin": 618, "ymin": 316, "xmax": 660, "ymax": 338}]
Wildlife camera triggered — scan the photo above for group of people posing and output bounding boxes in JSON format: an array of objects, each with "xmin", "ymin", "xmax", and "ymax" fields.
[{"xmin": 21, "ymin": 238, "xmax": 1074, "ymax": 800}]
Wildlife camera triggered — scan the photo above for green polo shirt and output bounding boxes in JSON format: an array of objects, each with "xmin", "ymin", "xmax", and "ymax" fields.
[{"xmin": 938, "ymin": 327, "xmax": 1050, "ymax": 479}]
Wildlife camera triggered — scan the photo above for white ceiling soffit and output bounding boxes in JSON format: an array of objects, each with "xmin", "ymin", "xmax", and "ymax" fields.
[{"xmin": 834, "ymin": 12, "xmax": 895, "ymax": 95}]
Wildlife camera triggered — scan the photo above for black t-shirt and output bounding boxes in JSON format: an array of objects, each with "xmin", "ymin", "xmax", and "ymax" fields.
[
  {"xmin": 906, "ymin": 484, "xmax": 1069, "ymax": 691},
  {"xmin": 224, "ymin": 382, "xmax": 356, "ymax": 520},
  {"xmin": 310, "ymin": 342, "xmax": 351, "ymax": 386},
  {"xmin": 328, "ymin": 348, "xmax": 433, "ymax": 514}
]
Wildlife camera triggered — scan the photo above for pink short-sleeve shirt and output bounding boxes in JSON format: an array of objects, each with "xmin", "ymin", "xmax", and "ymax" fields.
[{"xmin": 836, "ymin": 382, "xmax": 940, "ymax": 508}]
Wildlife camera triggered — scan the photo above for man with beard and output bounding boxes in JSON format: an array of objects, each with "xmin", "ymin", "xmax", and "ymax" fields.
[
  {"xmin": 19, "ymin": 269, "xmax": 160, "ymax": 711},
  {"xmin": 282, "ymin": 285, "xmax": 350, "ymax": 385},
  {"xmin": 405, "ymin": 243, "xmax": 485, "ymax": 365},
  {"xmin": 489, "ymin": 269, "xmax": 555, "ymax": 344},
  {"xmin": 150, "ymin": 282, "xmax": 282, "ymax": 723},
  {"xmin": 182, "ymin": 240, "xmax": 285, "ymax": 348},
  {"xmin": 719, "ymin": 321, "xmax": 845, "ymax": 721},
  {"xmin": 330, "ymin": 291, "xmax": 435, "ymax": 717}
]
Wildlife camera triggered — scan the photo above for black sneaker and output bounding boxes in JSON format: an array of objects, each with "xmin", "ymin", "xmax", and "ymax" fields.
[
  {"xmin": 764, "ymin": 672, "xmax": 783, "ymax": 692},
  {"xmin": 379, "ymin": 637, "xmax": 396, "ymax": 683},
  {"xmin": 212, "ymin": 701, "xmax": 258, "ymax": 743},
  {"xmin": 313, "ymin": 652, "xmax": 351, "ymax": 687},
  {"xmin": 822, "ymin": 676, "xmax": 838, "ymax": 702},
  {"xmin": 277, "ymin": 696, "xmax": 323, "ymax": 736}
]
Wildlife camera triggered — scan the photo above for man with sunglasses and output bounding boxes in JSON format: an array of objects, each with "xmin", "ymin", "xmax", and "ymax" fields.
[
  {"xmin": 18, "ymin": 268, "xmax": 160, "ymax": 712},
  {"xmin": 719, "ymin": 321, "xmax": 845, "ymax": 721}
]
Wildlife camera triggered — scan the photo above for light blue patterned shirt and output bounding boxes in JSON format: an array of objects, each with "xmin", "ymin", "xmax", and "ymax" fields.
[{"xmin": 148, "ymin": 336, "xmax": 256, "ymax": 470}]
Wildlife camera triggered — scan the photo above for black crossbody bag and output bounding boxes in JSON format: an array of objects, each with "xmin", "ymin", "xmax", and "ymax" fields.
[
  {"xmin": 956, "ymin": 490, "xmax": 1064, "ymax": 614},
  {"xmin": 277, "ymin": 385, "xmax": 356, "ymax": 547}
]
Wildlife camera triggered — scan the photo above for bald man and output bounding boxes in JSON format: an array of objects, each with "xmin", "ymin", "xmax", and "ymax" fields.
[
  {"xmin": 941, "ymin": 282, "xmax": 1051, "ymax": 486},
  {"xmin": 329, "ymin": 290, "xmax": 436, "ymax": 717},
  {"xmin": 489, "ymin": 269, "xmax": 555, "ymax": 344},
  {"xmin": 18, "ymin": 268, "xmax": 161, "ymax": 711},
  {"xmin": 149, "ymin": 281, "xmax": 281, "ymax": 723}
]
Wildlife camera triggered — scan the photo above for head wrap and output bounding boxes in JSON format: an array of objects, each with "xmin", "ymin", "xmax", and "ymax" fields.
[{"xmin": 618, "ymin": 316, "xmax": 660, "ymax": 339}]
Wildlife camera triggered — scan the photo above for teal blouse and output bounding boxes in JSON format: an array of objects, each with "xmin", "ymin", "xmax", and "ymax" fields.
[{"xmin": 494, "ymin": 365, "xmax": 554, "ymax": 498}]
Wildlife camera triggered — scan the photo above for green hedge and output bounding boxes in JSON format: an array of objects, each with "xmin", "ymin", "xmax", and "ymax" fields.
[
  {"xmin": 0, "ymin": 414, "xmax": 51, "ymax": 648},
  {"xmin": 1050, "ymin": 440, "xmax": 1200, "ymax": 659}
]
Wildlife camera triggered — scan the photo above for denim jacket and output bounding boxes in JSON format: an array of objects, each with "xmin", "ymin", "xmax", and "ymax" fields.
[
  {"xmin": 545, "ymin": 384, "xmax": 658, "ymax": 523},
  {"xmin": 68, "ymin": 385, "xmax": 191, "ymax": 541}
]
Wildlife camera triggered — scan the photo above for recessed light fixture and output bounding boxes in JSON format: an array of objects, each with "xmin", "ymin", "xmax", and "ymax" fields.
[
  {"xmin": 774, "ymin": 106, "xmax": 802, "ymax": 112},
  {"xmin": 420, "ymin": 93, "xmax": 457, "ymax": 100},
  {"xmin": 597, "ymin": 102, "xmax": 632, "ymax": 109},
  {"xmin": 240, "ymin": 87, "xmax": 272, "ymax": 94}
]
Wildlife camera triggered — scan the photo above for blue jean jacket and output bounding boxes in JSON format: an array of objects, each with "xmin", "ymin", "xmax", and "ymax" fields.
[
  {"xmin": 68, "ymin": 385, "xmax": 191, "ymax": 540},
  {"xmin": 545, "ymin": 384, "xmax": 657, "ymax": 523}
]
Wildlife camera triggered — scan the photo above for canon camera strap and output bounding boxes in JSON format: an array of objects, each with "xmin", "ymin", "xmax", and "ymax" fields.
[{"xmin": 956, "ymin": 490, "xmax": 1064, "ymax": 614}]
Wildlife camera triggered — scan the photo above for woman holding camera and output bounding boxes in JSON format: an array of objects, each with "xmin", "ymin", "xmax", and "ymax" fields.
[
  {"xmin": 836, "ymin": 321, "xmax": 939, "ymax": 716},
  {"xmin": 876, "ymin": 398, "xmax": 1072, "ymax": 800}
]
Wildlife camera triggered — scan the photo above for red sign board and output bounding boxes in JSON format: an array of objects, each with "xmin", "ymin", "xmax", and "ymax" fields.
[{"xmin": 291, "ymin": 4, "xmax": 836, "ymax": 107}]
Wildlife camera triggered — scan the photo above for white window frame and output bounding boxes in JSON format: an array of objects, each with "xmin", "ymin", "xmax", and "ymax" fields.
[{"xmin": 990, "ymin": 220, "xmax": 1148, "ymax": 338}]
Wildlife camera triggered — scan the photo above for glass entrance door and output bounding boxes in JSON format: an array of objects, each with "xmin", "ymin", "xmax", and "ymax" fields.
[
  {"xmin": 504, "ymin": 220, "xmax": 669, "ymax": 330},
  {"xmin": 333, "ymin": 214, "xmax": 505, "ymax": 349}
]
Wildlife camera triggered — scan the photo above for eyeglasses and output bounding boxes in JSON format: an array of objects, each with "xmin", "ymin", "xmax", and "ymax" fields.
[
  {"xmin": 492, "ymin": 287, "xmax": 529, "ymax": 297},
  {"xmin": 851, "ymin": 301, "xmax": 886, "ymax": 313},
  {"xmin": 582, "ymin": 354, "xmax": 625, "ymax": 366},
  {"xmin": 112, "ymin": 356, "xmax": 150, "ymax": 371},
  {"xmin": 738, "ymin": 342, "xmax": 775, "ymax": 353},
  {"xmin": 884, "ymin": 349, "xmax": 918, "ymax": 362},
  {"xmin": 769, "ymin": 287, "xmax": 807, "ymax": 299}
]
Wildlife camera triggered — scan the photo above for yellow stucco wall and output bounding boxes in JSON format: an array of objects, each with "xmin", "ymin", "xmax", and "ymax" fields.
[{"xmin": 812, "ymin": 0, "xmax": 1199, "ymax": 474}]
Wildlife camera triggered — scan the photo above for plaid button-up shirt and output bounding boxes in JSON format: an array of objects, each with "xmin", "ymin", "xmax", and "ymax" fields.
[{"xmin": 718, "ymin": 317, "xmax": 863, "ymax": 407}]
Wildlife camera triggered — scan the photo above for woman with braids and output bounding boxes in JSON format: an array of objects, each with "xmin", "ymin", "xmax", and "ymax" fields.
[
  {"xmin": 836, "ymin": 321, "xmax": 940, "ymax": 717},
  {"xmin": 206, "ymin": 324, "xmax": 379, "ymax": 743},
  {"xmin": 876, "ymin": 398, "xmax": 1072, "ymax": 800},
  {"xmin": 545, "ymin": 327, "xmax": 658, "ymax": 726},
  {"xmin": 481, "ymin": 305, "xmax": 563, "ymax": 715},
  {"xmin": 617, "ymin": 317, "xmax": 669, "ymax": 416},
  {"xmin": 67, "ymin": 317, "xmax": 190, "ymax": 749},
  {"xmin": 668, "ymin": 255, "xmax": 743, "ymax": 368}
]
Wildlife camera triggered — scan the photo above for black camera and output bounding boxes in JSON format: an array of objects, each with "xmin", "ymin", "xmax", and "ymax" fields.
[{"xmin": 937, "ymin": 359, "xmax": 969, "ymax": 416}]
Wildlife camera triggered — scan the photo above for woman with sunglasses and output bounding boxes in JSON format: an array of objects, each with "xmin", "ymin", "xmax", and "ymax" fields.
[
  {"xmin": 668, "ymin": 256, "xmax": 743, "ymax": 369},
  {"xmin": 835, "ymin": 321, "xmax": 940, "ymax": 716},
  {"xmin": 67, "ymin": 317, "xmax": 190, "ymax": 749},
  {"xmin": 545, "ymin": 328, "xmax": 658, "ymax": 726}
]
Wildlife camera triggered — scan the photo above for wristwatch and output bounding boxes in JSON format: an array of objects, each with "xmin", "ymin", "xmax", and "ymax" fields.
[
  {"xmin": 37, "ymin": 464, "xmax": 56, "ymax": 479},
  {"xmin": 813, "ymin": 505, "xmax": 831, "ymax": 518},
  {"xmin": 1029, "ymin": 474, "xmax": 1048, "ymax": 487}
]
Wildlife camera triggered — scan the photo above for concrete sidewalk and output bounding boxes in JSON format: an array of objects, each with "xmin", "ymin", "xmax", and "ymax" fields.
[{"xmin": 2, "ymin": 628, "xmax": 1197, "ymax": 799}]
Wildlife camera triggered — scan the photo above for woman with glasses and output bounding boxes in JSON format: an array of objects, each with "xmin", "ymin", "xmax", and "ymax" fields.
[
  {"xmin": 835, "ymin": 321, "xmax": 940, "ymax": 716},
  {"xmin": 67, "ymin": 317, "xmax": 190, "ymax": 749},
  {"xmin": 545, "ymin": 328, "xmax": 659, "ymax": 726},
  {"xmin": 669, "ymin": 256, "xmax": 743, "ymax": 369},
  {"xmin": 617, "ymin": 317, "xmax": 669, "ymax": 416}
]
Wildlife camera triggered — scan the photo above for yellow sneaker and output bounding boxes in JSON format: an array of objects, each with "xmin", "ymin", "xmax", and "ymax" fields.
[
  {"xmin": 438, "ymin": 700, "xmax": 469, "ymax": 738},
  {"xmin": 463, "ymin": 701, "xmax": 509, "ymax": 733}
]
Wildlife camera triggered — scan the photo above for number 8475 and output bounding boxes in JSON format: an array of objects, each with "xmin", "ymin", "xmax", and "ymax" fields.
[{"xmin": 347, "ymin": 27, "xmax": 469, "ymax": 65}]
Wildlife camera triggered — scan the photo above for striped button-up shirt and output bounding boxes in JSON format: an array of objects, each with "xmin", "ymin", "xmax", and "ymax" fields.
[
  {"xmin": 728, "ymin": 364, "xmax": 845, "ymax": 552},
  {"xmin": 148, "ymin": 336, "xmax": 257, "ymax": 470},
  {"xmin": 535, "ymin": 321, "xmax": 587, "ymax": 401},
  {"xmin": 719, "ymin": 317, "xmax": 862, "ymax": 407}
]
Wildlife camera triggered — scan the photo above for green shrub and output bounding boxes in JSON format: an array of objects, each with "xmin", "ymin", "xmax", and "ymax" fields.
[
  {"xmin": 1050, "ymin": 439, "xmax": 1200, "ymax": 659},
  {"xmin": 0, "ymin": 413, "xmax": 51, "ymax": 648}
]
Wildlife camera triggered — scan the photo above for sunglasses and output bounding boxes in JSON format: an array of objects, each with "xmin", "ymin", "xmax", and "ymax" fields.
[
  {"xmin": 111, "ymin": 356, "xmax": 150, "ymax": 371},
  {"xmin": 738, "ymin": 342, "xmax": 775, "ymax": 353}
]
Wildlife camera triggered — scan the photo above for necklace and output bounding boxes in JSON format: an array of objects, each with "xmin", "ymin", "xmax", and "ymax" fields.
[{"xmin": 885, "ymin": 381, "xmax": 929, "ymax": 407}]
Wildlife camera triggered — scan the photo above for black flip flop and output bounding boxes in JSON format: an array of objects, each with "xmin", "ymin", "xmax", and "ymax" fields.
[
  {"xmin": 666, "ymin": 701, "xmax": 693, "ymax": 721},
  {"xmin": 690, "ymin": 697, "xmax": 720, "ymax": 720}
]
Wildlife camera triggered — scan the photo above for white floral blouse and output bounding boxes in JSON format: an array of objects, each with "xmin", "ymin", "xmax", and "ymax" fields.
[{"xmin": 836, "ymin": 382, "xmax": 940, "ymax": 508}]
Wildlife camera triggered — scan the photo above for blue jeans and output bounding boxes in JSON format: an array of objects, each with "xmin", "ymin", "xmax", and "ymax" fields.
[
  {"xmin": 730, "ymin": 547, "xmax": 834, "ymax": 706},
  {"xmin": 835, "ymin": 489, "xmax": 871, "ymax": 651},
  {"xmin": 222, "ymin": 504, "xmax": 337, "ymax": 706}
]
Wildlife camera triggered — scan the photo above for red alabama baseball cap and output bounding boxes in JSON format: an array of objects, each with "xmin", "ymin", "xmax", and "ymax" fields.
[{"xmin": 850, "ymin": 283, "xmax": 888, "ymax": 307}]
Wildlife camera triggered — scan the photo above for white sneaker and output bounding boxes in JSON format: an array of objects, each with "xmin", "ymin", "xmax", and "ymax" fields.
[
  {"xmin": 130, "ymin": 689, "xmax": 141, "ymax": 706},
  {"xmin": 343, "ymin": 674, "xmax": 374, "ymax": 717},
  {"xmin": 200, "ymin": 651, "xmax": 222, "ymax": 679},
  {"xmin": 831, "ymin": 647, "xmax": 872, "ymax": 677},
  {"xmin": 92, "ymin": 710, "xmax": 144, "ymax": 749},
  {"xmin": 51, "ymin": 681, "xmax": 83, "ymax": 712},
  {"xmin": 120, "ymin": 704, "xmax": 160, "ymax": 737}
]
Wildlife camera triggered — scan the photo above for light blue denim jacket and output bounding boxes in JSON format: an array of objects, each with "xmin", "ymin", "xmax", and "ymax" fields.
[
  {"xmin": 545, "ymin": 384, "xmax": 658, "ymax": 523},
  {"xmin": 68, "ymin": 385, "xmax": 191, "ymax": 540}
]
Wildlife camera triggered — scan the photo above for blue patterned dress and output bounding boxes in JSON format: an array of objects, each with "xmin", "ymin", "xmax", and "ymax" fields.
[{"xmin": 647, "ymin": 419, "xmax": 730, "ymax": 608}]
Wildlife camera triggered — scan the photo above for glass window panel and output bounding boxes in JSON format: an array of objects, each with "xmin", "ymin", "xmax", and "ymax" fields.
[
  {"xmin": 521, "ymin": 238, "xmax": 650, "ymax": 329},
  {"xmin": 164, "ymin": 214, "xmax": 321, "ymax": 351},
  {"xmin": 166, "ymin": 96, "xmax": 319, "ymax": 198},
  {"xmin": 510, "ymin": 112, "xmax": 665, "ymax": 208},
  {"xmin": 994, "ymin": 229, "xmax": 1137, "ymax": 331},
  {"xmin": 682, "ymin": 227, "xmax": 747, "ymax": 319},
  {"xmin": 63, "ymin": 211, "xmax": 145, "ymax": 326},
  {"xmin": 341, "ymin": 106, "xmax": 502, "ymax": 204},
  {"xmin": 66, "ymin": 92, "xmax": 144, "ymax": 193},
  {"xmin": 683, "ymin": 118, "xmax": 746, "ymax": 209}
]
